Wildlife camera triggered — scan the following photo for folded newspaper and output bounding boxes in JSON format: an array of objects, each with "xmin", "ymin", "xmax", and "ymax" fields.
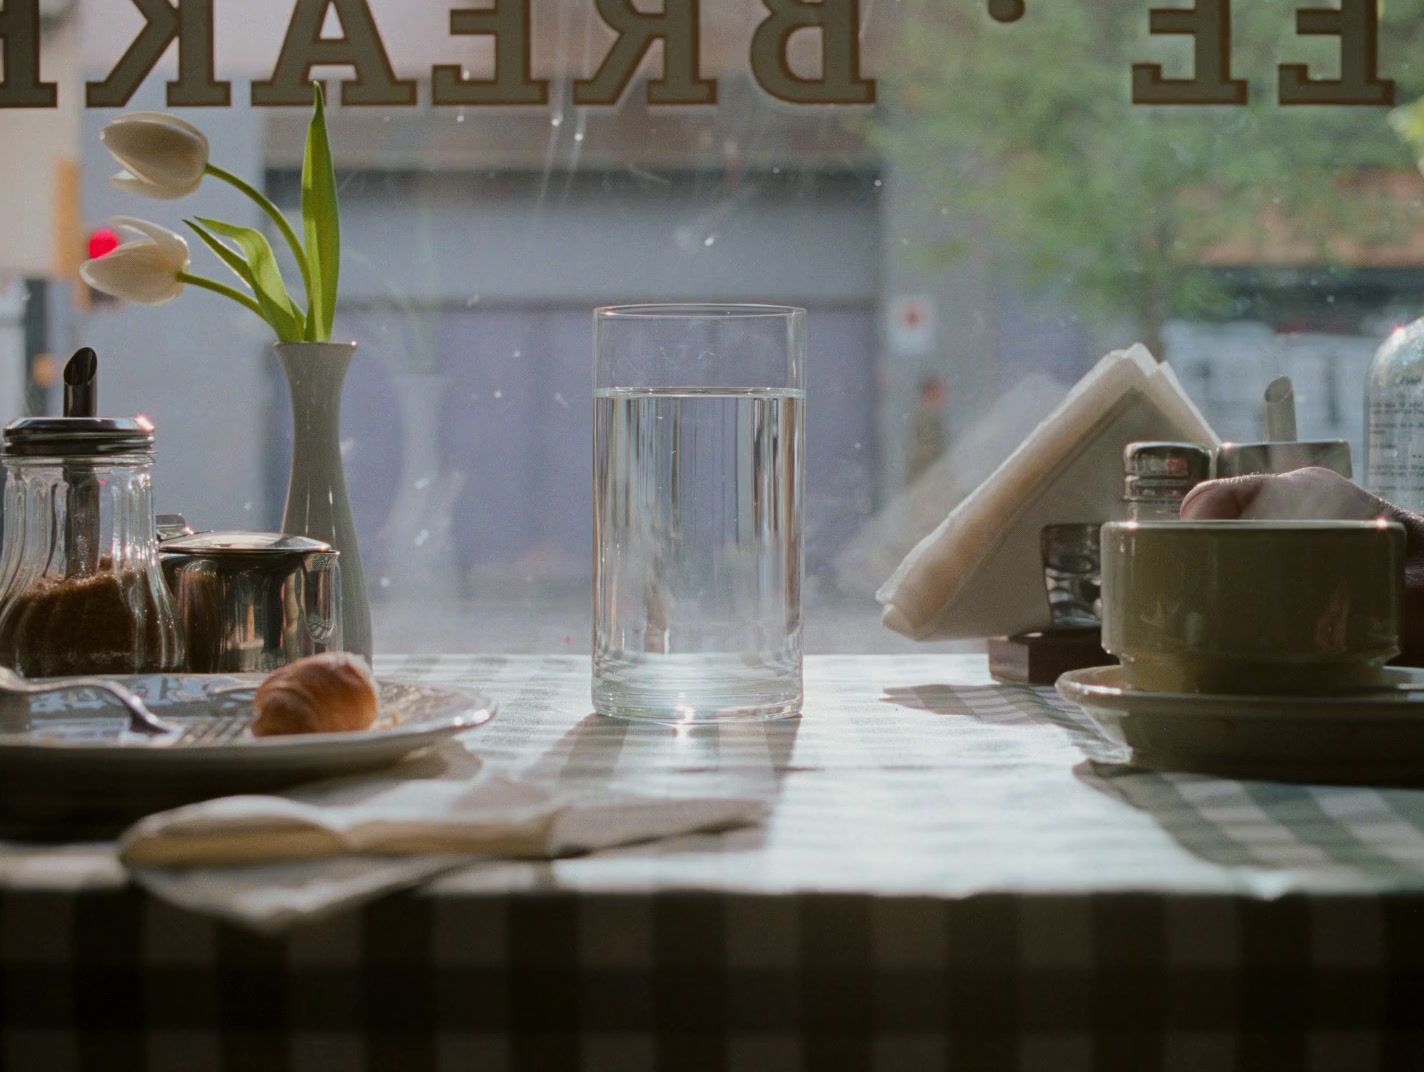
[{"xmin": 877, "ymin": 345, "xmax": 1220, "ymax": 641}]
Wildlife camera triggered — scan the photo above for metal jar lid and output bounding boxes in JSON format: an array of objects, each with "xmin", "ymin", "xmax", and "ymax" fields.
[
  {"xmin": 1123, "ymin": 441, "xmax": 1212, "ymax": 502},
  {"xmin": 3, "ymin": 416, "xmax": 155, "ymax": 458},
  {"xmin": 160, "ymin": 531, "xmax": 337, "ymax": 558}
]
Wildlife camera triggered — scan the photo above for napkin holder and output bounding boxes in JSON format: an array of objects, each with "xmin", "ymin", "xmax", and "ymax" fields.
[
  {"xmin": 989, "ymin": 629, "xmax": 1111, "ymax": 686},
  {"xmin": 989, "ymin": 522, "xmax": 1110, "ymax": 686},
  {"xmin": 879, "ymin": 345, "xmax": 1221, "ymax": 642}
]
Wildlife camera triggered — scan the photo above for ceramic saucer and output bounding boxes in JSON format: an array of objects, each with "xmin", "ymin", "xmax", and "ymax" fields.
[
  {"xmin": 1057, "ymin": 665, "xmax": 1424, "ymax": 784},
  {"xmin": 0, "ymin": 674, "xmax": 495, "ymax": 835}
]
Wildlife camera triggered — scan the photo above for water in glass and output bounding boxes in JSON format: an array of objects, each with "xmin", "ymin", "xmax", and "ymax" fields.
[{"xmin": 594, "ymin": 385, "xmax": 803, "ymax": 722}]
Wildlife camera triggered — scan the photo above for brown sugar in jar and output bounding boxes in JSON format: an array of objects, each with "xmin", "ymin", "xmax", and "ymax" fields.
[{"xmin": 0, "ymin": 569, "xmax": 171, "ymax": 677}]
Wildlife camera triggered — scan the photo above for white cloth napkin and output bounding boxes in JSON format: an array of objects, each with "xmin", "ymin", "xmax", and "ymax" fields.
[
  {"xmin": 877, "ymin": 345, "xmax": 1220, "ymax": 641},
  {"xmin": 119, "ymin": 742, "xmax": 764, "ymax": 932},
  {"xmin": 833, "ymin": 373, "xmax": 1068, "ymax": 597}
]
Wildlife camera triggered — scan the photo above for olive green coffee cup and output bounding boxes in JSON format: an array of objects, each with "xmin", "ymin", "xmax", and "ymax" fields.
[{"xmin": 1100, "ymin": 520, "xmax": 1405, "ymax": 695}]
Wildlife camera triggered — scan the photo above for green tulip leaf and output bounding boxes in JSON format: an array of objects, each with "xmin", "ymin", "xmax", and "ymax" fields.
[
  {"xmin": 187, "ymin": 218, "xmax": 303, "ymax": 342},
  {"xmin": 193, "ymin": 216, "xmax": 303, "ymax": 321},
  {"xmin": 302, "ymin": 83, "xmax": 340, "ymax": 343}
]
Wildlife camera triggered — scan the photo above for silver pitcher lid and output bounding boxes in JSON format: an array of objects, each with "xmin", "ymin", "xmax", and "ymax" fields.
[
  {"xmin": 3, "ymin": 416, "xmax": 155, "ymax": 457},
  {"xmin": 156, "ymin": 514, "xmax": 194, "ymax": 541},
  {"xmin": 161, "ymin": 531, "xmax": 337, "ymax": 557},
  {"xmin": 1215, "ymin": 440, "xmax": 1353, "ymax": 480}
]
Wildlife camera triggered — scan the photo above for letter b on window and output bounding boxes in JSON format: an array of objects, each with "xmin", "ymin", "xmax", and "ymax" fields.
[{"xmin": 751, "ymin": 0, "xmax": 875, "ymax": 105}]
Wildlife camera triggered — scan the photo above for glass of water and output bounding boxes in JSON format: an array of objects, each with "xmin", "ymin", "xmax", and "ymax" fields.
[{"xmin": 593, "ymin": 304, "xmax": 806, "ymax": 724}]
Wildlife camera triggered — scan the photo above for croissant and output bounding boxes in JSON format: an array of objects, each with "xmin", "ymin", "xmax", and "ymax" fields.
[{"xmin": 252, "ymin": 652, "xmax": 378, "ymax": 737}]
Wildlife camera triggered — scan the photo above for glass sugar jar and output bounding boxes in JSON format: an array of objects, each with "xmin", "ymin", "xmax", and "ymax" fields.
[{"xmin": 0, "ymin": 417, "xmax": 183, "ymax": 676}]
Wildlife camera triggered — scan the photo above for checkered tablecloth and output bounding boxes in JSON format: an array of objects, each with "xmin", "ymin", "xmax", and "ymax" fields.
[{"xmin": 3, "ymin": 654, "xmax": 1424, "ymax": 1070}]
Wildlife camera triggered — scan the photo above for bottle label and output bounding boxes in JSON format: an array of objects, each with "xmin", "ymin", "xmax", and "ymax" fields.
[{"xmin": 1368, "ymin": 396, "xmax": 1424, "ymax": 509}]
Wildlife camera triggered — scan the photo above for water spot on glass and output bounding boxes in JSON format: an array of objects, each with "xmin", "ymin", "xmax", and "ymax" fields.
[
  {"xmin": 551, "ymin": 115, "xmax": 563, "ymax": 128},
  {"xmin": 415, "ymin": 476, "xmax": 432, "ymax": 490},
  {"xmin": 414, "ymin": 529, "xmax": 431, "ymax": 547},
  {"xmin": 554, "ymin": 392, "xmax": 569, "ymax": 409},
  {"xmin": 703, "ymin": 235, "xmax": 716, "ymax": 247},
  {"xmin": 513, "ymin": 349, "xmax": 522, "ymax": 358},
  {"xmin": 380, "ymin": 576, "xmax": 391, "ymax": 589},
  {"xmin": 494, "ymin": 389, "xmax": 504, "ymax": 400},
  {"xmin": 873, "ymin": 178, "xmax": 883, "ymax": 188},
  {"xmin": 574, "ymin": 131, "xmax": 584, "ymax": 142},
  {"xmin": 466, "ymin": 294, "xmax": 480, "ymax": 307}
]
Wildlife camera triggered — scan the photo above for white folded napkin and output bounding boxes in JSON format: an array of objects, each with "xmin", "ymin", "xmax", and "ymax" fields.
[
  {"xmin": 833, "ymin": 373, "xmax": 1068, "ymax": 597},
  {"xmin": 877, "ymin": 345, "xmax": 1220, "ymax": 641},
  {"xmin": 119, "ymin": 741, "xmax": 763, "ymax": 932}
]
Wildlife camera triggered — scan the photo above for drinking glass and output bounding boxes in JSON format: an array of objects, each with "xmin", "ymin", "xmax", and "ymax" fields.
[{"xmin": 593, "ymin": 304, "xmax": 806, "ymax": 723}]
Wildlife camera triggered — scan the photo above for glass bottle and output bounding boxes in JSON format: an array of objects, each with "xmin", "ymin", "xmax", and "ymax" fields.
[
  {"xmin": 0, "ymin": 417, "xmax": 183, "ymax": 676},
  {"xmin": 1367, "ymin": 319, "xmax": 1424, "ymax": 512}
]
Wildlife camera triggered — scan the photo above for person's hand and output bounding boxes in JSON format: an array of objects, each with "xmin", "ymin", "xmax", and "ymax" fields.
[{"xmin": 1181, "ymin": 467, "xmax": 1424, "ymax": 665}]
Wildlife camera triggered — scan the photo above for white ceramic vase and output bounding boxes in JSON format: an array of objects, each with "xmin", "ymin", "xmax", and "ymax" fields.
[{"xmin": 276, "ymin": 341, "xmax": 372, "ymax": 660}]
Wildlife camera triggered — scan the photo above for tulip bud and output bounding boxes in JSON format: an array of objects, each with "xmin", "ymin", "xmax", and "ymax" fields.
[
  {"xmin": 80, "ymin": 218, "xmax": 191, "ymax": 305},
  {"xmin": 101, "ymin": 113, "xmax": 210, "ymax": 201}
]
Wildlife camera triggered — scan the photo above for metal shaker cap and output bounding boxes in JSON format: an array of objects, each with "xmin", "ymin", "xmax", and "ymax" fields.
[
  {"xmin": 1123, "ymin": 441, "xmax": 1212, "ymax": 502},
  {"xmin": 3, "ymin": 416, "xmax": 155, "ymax": 458}
]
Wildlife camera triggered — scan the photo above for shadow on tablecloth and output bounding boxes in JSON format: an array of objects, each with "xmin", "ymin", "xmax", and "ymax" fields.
[
  {"xmin": 883, "ymin": 681, "xmax": 1124, "ymax": 758},
  {"xmin": 885, "ymin": 680, "xmax": 1424, "ymax": 881},
  {"xmin": 1074, "ymin": 758, "xmax": 1424, "ymax": 881}
]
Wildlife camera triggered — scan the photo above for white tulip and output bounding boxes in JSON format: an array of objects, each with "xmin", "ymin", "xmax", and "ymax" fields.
[
  {"xmin": 80, "ymin": 218, "xmax": 191, "ymax": 305},
  {"xmin": 101, "ymin": 113, "xmax": 210, "ymax": 200}
]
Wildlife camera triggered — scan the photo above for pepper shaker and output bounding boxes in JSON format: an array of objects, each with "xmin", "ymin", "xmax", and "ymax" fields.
[{"xmin": 1123, "ymin": 442, "xmax": 1212, "ymax": 521}]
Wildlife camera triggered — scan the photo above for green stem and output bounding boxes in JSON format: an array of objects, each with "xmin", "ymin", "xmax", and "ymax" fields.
[
  {"xmin": 177, "ymin": 271, "xmax": 267, "ymax": 320},
  {"xmin": 205, "ymin": 163, "xmax": 314, "ymax": 313}
]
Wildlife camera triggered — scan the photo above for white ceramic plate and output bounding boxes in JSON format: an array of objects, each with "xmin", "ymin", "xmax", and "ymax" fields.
[
  {"xmin": 0, "ymin": 674, "xmax": 496, "ymax": 835},
  {"xmin": 1057, "ymin": 664, "xmax": 1424, "ymax": 784}
]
